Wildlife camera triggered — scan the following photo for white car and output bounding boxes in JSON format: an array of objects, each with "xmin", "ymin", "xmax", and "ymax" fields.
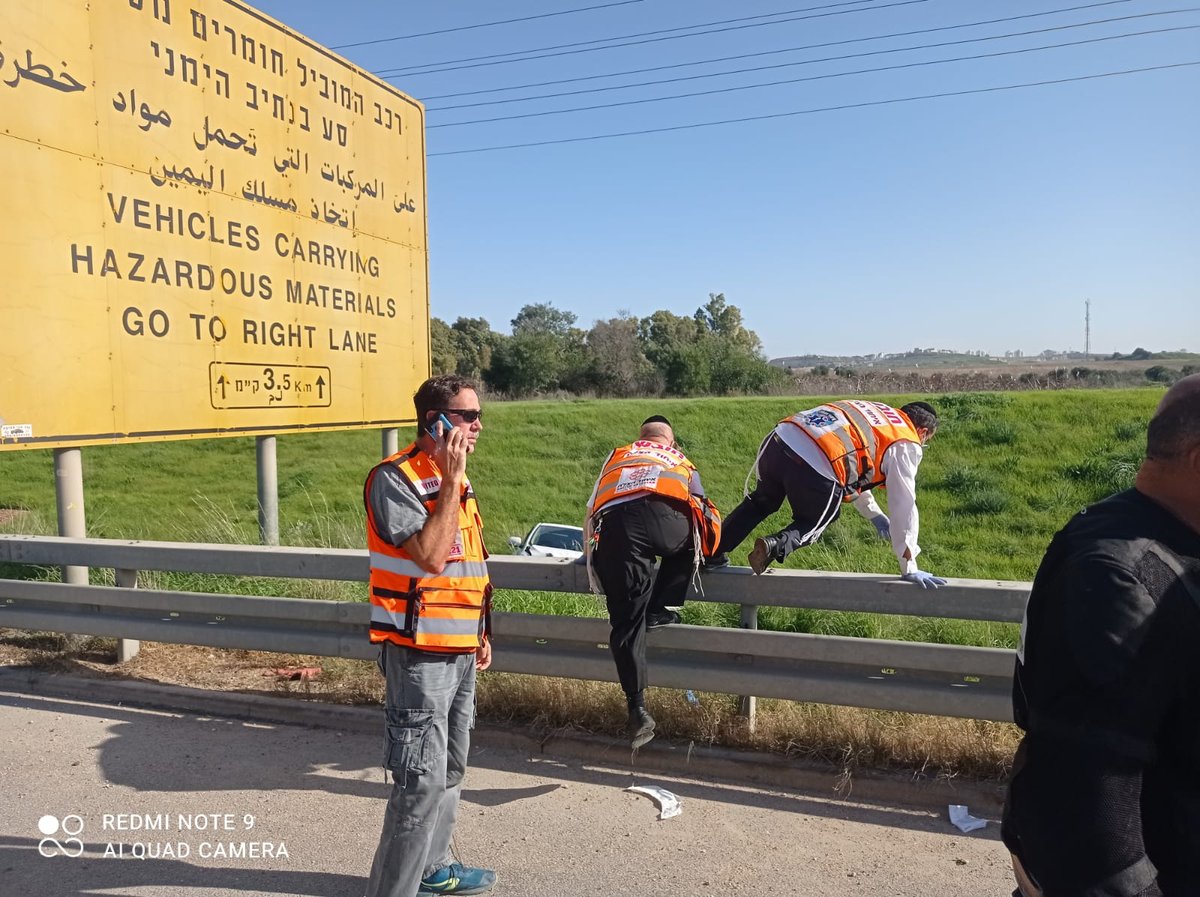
[{"xmin": 508, "ymin": 523, "xmax": 585, "ymax": 560}]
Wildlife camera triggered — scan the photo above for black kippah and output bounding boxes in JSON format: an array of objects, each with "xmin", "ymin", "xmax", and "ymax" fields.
[{"xmin": 642, "ymin": 415, "xmax": 671, "ymax": 427}]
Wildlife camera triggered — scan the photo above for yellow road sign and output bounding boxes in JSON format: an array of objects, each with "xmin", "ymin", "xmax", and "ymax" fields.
[{"xmin": 0, "ymin": 0, "xmax": 429, "ymax": 449}]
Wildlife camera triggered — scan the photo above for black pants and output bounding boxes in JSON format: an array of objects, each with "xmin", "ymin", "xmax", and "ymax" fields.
[
  {"xmin": 717, "ymin": 433, "xmax": 845, "ymax": 560},
  {"xmin": 592, "ymin": 497, "xmax": 693, "ymax": 697}
]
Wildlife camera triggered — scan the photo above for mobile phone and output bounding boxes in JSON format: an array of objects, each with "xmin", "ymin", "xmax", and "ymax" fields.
[{"xmin": 426, "ymin": 412, "xmax": 454, "ymax": 439}]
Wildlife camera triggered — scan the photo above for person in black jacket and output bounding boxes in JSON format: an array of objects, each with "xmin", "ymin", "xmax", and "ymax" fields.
[{"xmin": 1002, "ymin": 374, "xmax": 1200, "ymax": 897}]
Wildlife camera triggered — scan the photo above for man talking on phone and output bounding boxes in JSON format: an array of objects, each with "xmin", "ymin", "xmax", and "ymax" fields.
[{"xmin": 363, "ymin": 374, "xmax": 496, "ymax": 897}]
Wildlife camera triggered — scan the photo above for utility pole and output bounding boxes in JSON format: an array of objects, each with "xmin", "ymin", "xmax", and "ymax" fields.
[{"xmin": 1084, "ymin": 299, "xmax": 1091, "ymax": 360}]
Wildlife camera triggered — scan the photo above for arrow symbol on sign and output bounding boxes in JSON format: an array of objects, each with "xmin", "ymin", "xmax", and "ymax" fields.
[{"xmin": 315, "ymin": 375, "xmax": 326, "ymax": 399}]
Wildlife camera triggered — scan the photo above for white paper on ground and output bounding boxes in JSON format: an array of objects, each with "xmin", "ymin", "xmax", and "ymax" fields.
[
  {"xmin": 626, "ymin": 785, "xmax": 682, "ymax": 820},
  {"xmin": 948, "ymin": 804, "xmax": 987, "ymax": 833}
]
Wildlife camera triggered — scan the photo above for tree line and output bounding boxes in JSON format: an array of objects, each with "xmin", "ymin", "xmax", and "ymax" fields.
[
  {"xmin": 430, "ymin": 294, "xmax": 790, "ymax": 398},
  {"xmin": 431, "ymin": 295, "xmax": 1194, "ymax": 399}
]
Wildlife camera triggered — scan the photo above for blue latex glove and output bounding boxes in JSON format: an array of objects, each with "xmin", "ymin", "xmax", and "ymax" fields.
[
  {"xmin": 870, "ymin": 515, "xmax": 891, "ymax": 542},
  {"xmin": 903, "ymin": 570, "xmax": 947, "ymax": 589}
]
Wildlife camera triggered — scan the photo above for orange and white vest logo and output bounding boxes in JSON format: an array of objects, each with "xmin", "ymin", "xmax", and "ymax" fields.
[{"xmin": 589, "ymin": 441, "xmax": 722, "ymax": 557}]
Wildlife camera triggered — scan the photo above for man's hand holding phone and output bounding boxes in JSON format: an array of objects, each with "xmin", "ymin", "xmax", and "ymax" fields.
[
  {"xmin": 427, "ymin": 412, "xmax": 468, "ymax": 484},
  {"xmin": 426, "ymin": 412, "xmax": 454, "ymax": 442}
]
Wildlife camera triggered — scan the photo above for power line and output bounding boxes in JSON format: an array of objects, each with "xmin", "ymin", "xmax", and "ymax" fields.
[
  {"xmin": 377, "ymin": 0, "xmax": 924, "ymax": 78},
  {"xmin": 378, "ymin": 0, "xmax": 879, "ymax": 75},
  {"xmin": 427, "ymin": 61, "xmax": 1199, "ymax": 156},
  {"xmin": 417, "ymin": 1, "xmax": 1141, "ymax": 100},
  {"xmin": 331, "ymin": 1, "xmax": 646, "ymax": 50},
  {"xmin": 428, "ymin": 25, "xmax": 1199, "ymax": 128},
  {"xmin": 427, "ymin": 9, "xmax": 1195, "ymax": 111}
]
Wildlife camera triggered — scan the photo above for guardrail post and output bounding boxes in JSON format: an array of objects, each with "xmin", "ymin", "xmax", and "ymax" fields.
[
  {"xmin": 114, "ymin": 568, "xmax": 141, "ymax": 662},
  {"xmin": 737, "ymin": 603, "xmax": 758, "ymax": 732}
]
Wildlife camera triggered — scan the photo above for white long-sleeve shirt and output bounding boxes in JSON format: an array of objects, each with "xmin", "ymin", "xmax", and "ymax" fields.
[{"xmin": 774, "ymin": 423, "xmax": 924, "ymax": 575}]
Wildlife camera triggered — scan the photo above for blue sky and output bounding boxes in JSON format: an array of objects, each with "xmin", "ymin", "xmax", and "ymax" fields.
[{"xmin": 252, "ymin": 0, "xmax": 1199, "ymax": 360}]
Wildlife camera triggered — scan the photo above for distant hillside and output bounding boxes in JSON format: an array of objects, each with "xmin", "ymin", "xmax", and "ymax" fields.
[
  {"xmin": 770, "ymin": 348, "xmax": 1200, "ymax": 370},
  {"xmin": 770, "ymin": 350, "xmax": 1002, "ymax": 369}
]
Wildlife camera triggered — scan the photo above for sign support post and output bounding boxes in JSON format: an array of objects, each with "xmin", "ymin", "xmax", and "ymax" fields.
[
  {"xmin": 53, "ymin": 448, "xmax": 88, "ymax": 586},
  {"xmin": 53, "ymin": 448, "xmax": 87, "ymax": 650},
  {"xmin": 257, "ymin": 436, "xmax": 279, "ymax": 546}
]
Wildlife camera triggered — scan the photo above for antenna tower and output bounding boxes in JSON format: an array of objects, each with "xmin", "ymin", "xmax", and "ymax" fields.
[{"xmin": 1085, "ymin": 299, "xmax": 1091, "ymax": 360}]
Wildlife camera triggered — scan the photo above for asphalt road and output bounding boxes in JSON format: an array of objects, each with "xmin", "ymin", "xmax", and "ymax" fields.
[{"xmin": 0, "ymin": 687, "xmax": 1015, "ymax": 897}]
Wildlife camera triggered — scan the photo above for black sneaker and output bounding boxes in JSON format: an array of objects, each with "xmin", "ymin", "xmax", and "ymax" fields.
[
  {"xmin": 702, "ymin": 552, "xmax": 730, "ymax": 571},
  {"xmin": 626, "ymin": 706, "xmax": 656, "ymax": 748},
  {"xmin": 646, "ymin": 610, "xmax": 681, "ymax": 629}
]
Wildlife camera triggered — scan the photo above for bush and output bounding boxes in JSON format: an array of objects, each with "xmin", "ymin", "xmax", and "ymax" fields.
[
  {"xmin": 1144, "ymin": 365, "xmax": 1180, "ymax": 384},
  {"xmin": 974, "ymin": 420, "xmax": 1017, "ymax": 446},
  {"xmin": 932, "ymin": 392, "xmax": 1013, "ymax": 422},
  {"xmin": 959, "ymin": 487, "xmax": 1010, "ymax": 515},
  {"xmin": 1112, "ymin": 420, "xmax": 1146, "ymax": 442},
  {"xmin": 936, "ymin": 464, "xmax": 987, "ymax": 492},
  {"xmin": 1063, "ymin": 454, "xmax": 1139, "ymax": 497}
]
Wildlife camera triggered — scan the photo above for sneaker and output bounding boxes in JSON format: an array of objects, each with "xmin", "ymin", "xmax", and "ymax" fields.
[
  {"xmin": 418, "ymin": 863, "xmax": 497, "ymax": 895},
  {"xmin": 646, "ymin": 609, "xmax": 681, "ymax": 629},
  {"xmin": 702, "ymin": 552, "xmax": 730, "ymax": 571},
  {"xmin": 748, "ymin": 535, "xmax": 781, "ymax": 576},
  {"xmin": 626, "ymin": 706, "xmax": 656, "ymax": 748}
]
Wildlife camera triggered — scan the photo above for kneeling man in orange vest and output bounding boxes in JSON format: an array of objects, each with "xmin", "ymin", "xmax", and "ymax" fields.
[{"xmin": 710, "ymin": 400, "xmax": 944, "ymax": 587}]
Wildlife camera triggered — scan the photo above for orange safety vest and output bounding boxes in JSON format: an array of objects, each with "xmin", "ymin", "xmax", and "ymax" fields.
[
  {"xmin": 779, "ymin": 401, "xmax": 920, "ymax": 496},
  {"xmin": 589, "ymin": 441, "xmax": 722, "ymax": 556},
  {"xmin": 363, "ymin": 443, "xmax": 491, "ymax": 652}
]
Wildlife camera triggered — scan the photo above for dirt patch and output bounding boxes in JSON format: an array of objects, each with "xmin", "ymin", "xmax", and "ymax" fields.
[
  {"xmin": 0, "ymin": 509, "xmax": 30, "ymax": 525},
  {"xmin": 0, "ymin": 632, "xmax": 383, "ymax": 704}
]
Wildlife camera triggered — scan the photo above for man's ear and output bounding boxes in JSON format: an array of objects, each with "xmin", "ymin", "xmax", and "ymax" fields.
[{"xmin": 1187, "ymin": 444, "xmax": 1200, "ymax": 474}]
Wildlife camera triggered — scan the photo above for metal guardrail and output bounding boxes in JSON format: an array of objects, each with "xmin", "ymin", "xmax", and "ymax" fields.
[{"xmin": 0, "ymin": 535, "xmax": 1026, "ymax": 722}]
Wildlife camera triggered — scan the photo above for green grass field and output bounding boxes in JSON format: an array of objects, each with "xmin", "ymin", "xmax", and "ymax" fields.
[
  {"xmin": 0, "ymin": 388, "xmax": 1162, "ymax": 649},
  {"xmin": 1, "ymin": 388, "xmax": 1166, "ymax": 776}
]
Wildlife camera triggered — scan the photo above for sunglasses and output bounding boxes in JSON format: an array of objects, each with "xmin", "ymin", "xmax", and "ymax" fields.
[{"xmin": 437, "ymin": 408, "xmax": 483, "ymax": 423}]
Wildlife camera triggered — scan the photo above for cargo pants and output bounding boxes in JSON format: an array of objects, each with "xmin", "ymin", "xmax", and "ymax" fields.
[{"xmin": 365, "ymin": 642, "xmax": 476, "ymax": 897}]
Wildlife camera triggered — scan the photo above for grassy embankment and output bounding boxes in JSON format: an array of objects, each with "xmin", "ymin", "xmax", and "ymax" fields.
[{"xmin": 0, "ymin": 389, "xmax": 1161, "ymax": 778}]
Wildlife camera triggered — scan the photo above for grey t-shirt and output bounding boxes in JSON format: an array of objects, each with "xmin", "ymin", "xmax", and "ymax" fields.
[{"xmin": 368, "ymin": 463, "xmax": 429, "ymax": 548}]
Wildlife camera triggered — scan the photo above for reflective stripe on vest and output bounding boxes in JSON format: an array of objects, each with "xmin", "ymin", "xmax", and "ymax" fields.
[
  {"xmin": 836, "ymin": 402, "xmax": 881, "ymax": 488},
  {"xmin": 370, "ymin": 604, "xmax": 484, "ymax": 637},
  {"xmin": 367, "ymin": 552, "xmax": 489, "ymax": 581},
  {"xmin": 592, "ymin": 468, "xmax": 693, "ymax": 508},
  {"xmin": 364, "ymin": 443, "xmax": 490, "ymax": 652},
  {"xmin": 780, "ymin": 401, "xmax": 919, "ymax": 495}
]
